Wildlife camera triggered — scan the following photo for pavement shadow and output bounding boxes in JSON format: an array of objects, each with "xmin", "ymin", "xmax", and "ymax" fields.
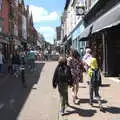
[
  {"xmin": 103, "ymin": 106, "xmax": 120, "ymax": 114},
  {"xmin": 63, "ymin": 105, "xmax": 96, "ymax": 117},
  {"xmin": 79, "ymin": 86, "xmax": 87, "ymax": 88},
  {"xmin": 101, "ymin": 84, "xmax": 111, "ymax": 87},
  {"xmin": 0, "ymin": 62, "xmax": 45, "ymax": 120},
  {"xmin": 26, "ymin": 62, "xmax": 45, "ymax": 85},
  {"xmin": 93, "ymin": 99, "xmax": 108, "ymax": 104},
  {"xmin": 75, "ymin": 98, "xmax": 107, "ymax": 105},
  {"xmin": 75, "ymin": 98, "xmax": 89, "ymax": 105}
]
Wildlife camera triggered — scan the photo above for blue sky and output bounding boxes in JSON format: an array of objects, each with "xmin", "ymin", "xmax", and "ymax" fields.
[{"xmin": 24, "ymin": 0, "xmax": 66, "ymax": 44}]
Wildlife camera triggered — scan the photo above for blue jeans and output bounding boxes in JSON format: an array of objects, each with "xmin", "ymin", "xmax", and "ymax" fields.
[{"xmin": 0, "ymin": 64, "xmax": 2, "ymax": 73}]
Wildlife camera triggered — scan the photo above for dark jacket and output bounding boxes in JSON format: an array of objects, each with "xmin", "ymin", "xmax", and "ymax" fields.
[
  {"xmin": 52, "ymin": 63, "xmax": 73, "ymax": 89},
  {"xmin": 12, "ymin": 54, "xmax": 20, "ymax": 65}
]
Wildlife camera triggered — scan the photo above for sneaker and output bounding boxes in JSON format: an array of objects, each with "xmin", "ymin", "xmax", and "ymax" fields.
[
  {"xmin": 95, "ymin": 96, "xmax": 101, "ymax": 101},
  {"xmin": 60, "ymin": 108, "xmax": 65, "ymax": 116},
  {"xmin": 89, "ymin": 100, "xmax": 93, "ymax": 106}
]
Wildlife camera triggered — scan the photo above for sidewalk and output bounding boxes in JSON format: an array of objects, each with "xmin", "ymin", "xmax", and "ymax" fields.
[
  {"xmin": 17, "ymin": 61, "xmax": 59, "ymax": 120},
  {"xmin": 59, "ymin": 73, "xmax": 120, "ymax": 120}
]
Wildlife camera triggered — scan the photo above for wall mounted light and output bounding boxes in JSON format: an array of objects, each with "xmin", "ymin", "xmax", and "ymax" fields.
[{"xmin": 76, "ymin": 6, "xmax": 85, "ymax": 16}]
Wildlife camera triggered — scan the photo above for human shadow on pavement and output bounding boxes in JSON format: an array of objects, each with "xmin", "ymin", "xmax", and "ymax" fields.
[
  {"xmin": 93, "ymin": 99, "xmax": 108, "ymax": 104},
  {"xmin": 63, "ymin": 105, "xmax": 96, "ymax": 117},
  {"xmin": 75, "ymin": 98, "xmax": 89, "ymax": 105},
  {"xmin": 102, "ymin": 106, "xmax": 120, "ymax": 114},
  {"xmin": 100, "ymin": 84, "xmax": 111, "ymax": 87},
  {"xmin": 79, "ymin": 86, "xmax": 87, "ymax": 88},
  {"xmin": 75, "ymin": 98, "xmax": 107, "ymax": 105},
  {"xmin": 0, "ymin": 62, "xmax": 45, "ymax": 120}
]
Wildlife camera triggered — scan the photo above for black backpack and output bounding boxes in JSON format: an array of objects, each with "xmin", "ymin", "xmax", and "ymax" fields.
[{"xmin": 91, "ymin": 69, "xmax": 102, "ymax": 87}]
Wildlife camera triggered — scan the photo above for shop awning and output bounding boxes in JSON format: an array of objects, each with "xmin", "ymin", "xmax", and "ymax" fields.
[
  {"xmin": 79, "ymin": 24, "xmax": 93, "ymax": 40},
  {"xmin": 79, "ymin": 2, "xmax": 120, "ymax": 40},
  {"xmin": 92, "ymin": 2, "xmax": 120, "ymax": 33}
]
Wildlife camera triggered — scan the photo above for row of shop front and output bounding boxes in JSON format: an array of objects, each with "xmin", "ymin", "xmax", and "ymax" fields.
[
  {"xmin": 0, "ymin": 33, "xmax": 28, "ymax": 60},
  {"xmin": 64, "ymin": 1, "xmax": 120, "ymax": 77}
]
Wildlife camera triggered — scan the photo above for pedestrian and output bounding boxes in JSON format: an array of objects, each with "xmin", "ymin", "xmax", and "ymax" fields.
[
  {"xmin": 82, "ymin": 48, "xmax": 92, "ymax": 71},
  {"xmin": 19, "ymin": 50, "xmax": 27, "ymax": 87},
  {"xmin": 44, "ymin": 49, "xmax": 48, "ymax": 61},
  {"xmin": 27, "ymin": 48, "xmax": 36, "ymax": 71},
  {"xmin": 52, "ymin": 56, "xmax": 73, "ymax": 115},
  {"xmin": 12, "ymin": 50, "xmax": 21, "ymax": 77},
  {"xmin": 86, "ymin": 51, "xmax": 102, "ymax": 109},
  {"xmin": 0, "ymin": 51, "xmax": 4, "ymax": 73},
  {"xmin": 67, "ymin": 49, "xmax": 84, "ymax": 104},
  {"xmin": 8, "ymin": 53, "xmax": 13, "ymax": 74}
]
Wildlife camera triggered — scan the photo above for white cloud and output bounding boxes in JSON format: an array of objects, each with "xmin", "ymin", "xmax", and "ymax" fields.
[
  {"xmin": 44, "ymin": 34, "xmax": 55, "ymax": 44},
  {"xmin": 29, "ymin": 5, "xmax": 58, "ymax": 23},
  {"xmin": 38, "ymin": 26, "xmax": 56, "ymax": 44},
  {"xmin": 39, "ymin": 26, "xmax": 55, "ymax": 34}
]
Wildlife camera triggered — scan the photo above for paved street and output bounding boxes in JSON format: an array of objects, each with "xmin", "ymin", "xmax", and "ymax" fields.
[
  {"xmin": 59, "ymin": 73, "xmax": 120, "ymax": 120},
  {"xmin": 0, "ymin": 61, "xmax": 59, "ymax": 120},
  {"xmin": 0, "ymin": 61, "xmax": 120, "ymax": 120}
]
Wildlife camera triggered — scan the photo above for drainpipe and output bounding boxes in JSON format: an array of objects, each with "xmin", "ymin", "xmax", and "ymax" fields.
[{"xmin": 102, "ymin": 32, "xmax": 108, "ymax": 76}]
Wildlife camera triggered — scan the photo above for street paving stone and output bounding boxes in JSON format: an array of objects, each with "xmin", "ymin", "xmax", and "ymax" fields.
[
  {"xmin": 17, "ymin": 61, "xmax": 59, "ymax": 120},
  {"xmin": 0, "ymin": 61, "xmax": 120, "ymax": 120}
]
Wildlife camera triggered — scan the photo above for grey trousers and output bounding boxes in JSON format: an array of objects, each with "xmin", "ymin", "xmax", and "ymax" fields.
[
  {"xmin": 58, "ymin": 85, "xmax": 68, "ymax": 110},
  {"xmin": 89, "ymin": 82, "xmax": 100, "ymax": 103}
]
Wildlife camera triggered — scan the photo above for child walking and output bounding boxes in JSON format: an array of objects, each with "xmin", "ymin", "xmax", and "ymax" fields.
[{"xmin": 52, "ymin": 56, "xmax": 73, "ymax": 115}]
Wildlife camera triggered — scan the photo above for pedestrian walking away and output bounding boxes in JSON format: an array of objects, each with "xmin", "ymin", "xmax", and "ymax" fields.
[{"xmin": 52, "ymin": 56, "xmax": 73, "ymax": 115}]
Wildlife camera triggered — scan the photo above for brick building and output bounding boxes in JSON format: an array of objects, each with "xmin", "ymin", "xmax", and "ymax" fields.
[
  {"xmin": 0, "ymin": 0, "xmax": 38, "ymax": 59},
  {"xmin": 0, "ymin": 0, "xmax": 9, "ymax": 59}
]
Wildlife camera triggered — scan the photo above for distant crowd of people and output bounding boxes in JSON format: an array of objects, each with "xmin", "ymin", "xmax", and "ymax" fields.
[{"xmin": 52, "ymin": 48, "xmax": 102, "ymax": 115}]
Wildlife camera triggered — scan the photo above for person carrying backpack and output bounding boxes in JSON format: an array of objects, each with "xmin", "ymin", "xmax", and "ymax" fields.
[
  {"xmin": 87, "ymin": 51, "xmax": 102, "ymax": 110},
  {"xmin": 52, "ymin": 56, "xmax": 73, "ymax": 115}
]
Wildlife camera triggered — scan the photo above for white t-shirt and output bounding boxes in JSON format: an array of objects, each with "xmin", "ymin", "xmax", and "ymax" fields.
[
  {"xmin": 82, "ymin": 53, "xmax": 92, "ymax": 66},
  {"xmin": 82, "ymin": 53, "xmax": 92, "ymax": 71}
]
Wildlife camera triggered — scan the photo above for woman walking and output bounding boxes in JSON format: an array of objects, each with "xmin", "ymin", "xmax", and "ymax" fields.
[{"xmin": 67, "ymin": 49, "xmax": 84, "ymax": 104}]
